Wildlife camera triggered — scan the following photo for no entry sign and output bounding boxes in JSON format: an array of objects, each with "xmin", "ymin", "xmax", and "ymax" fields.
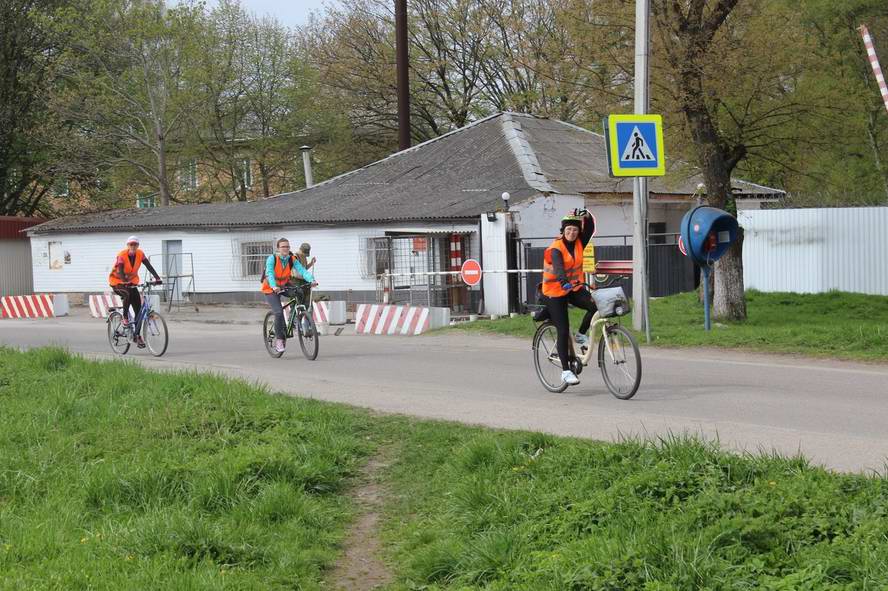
[{"xmin": 460, "ymin": 259, "xmax": 482, "ymax": 286}]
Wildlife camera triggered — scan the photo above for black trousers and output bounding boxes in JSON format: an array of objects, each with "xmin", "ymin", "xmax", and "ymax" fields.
[
  {"xmin": 112, "ymin": 285, "xmax": 141, "ymax": 321},
  {"xmin": 266, "ymin": 292, "xmax": 287, "ymax": 339},
  {"xmin": 545, "ymin": 289, "xmax": 597, "ymax": 371}
]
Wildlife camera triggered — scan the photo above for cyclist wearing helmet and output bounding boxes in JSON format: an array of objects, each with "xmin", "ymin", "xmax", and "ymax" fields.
[
  {"xmin": 108, "ymin": 236, "xmax": 162, "ymax": 348},
  {"xmin": 542, "ymin": 209, "xmax": 596, "ymax": 386}
]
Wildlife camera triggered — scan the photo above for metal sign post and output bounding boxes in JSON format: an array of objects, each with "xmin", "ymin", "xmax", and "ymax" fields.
[{"xmin": 634, "ymin": 0, "xmax": 652, "ymax": 343}]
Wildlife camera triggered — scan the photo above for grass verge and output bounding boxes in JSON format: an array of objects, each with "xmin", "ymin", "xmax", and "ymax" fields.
[
  {"xmin": 3, "ymin": 348, "xmax": 888, "ymax": 590},
  {"xmin": 0, "ymin": 346, "xmax": 373, "ymax": 590},
  {"xmin": 445, "ymin": 290, "xmax": 888, "ymax": 362},
  {"xmin": 382, "ymin": 420, "xmax": 888, "ymax": 589}
]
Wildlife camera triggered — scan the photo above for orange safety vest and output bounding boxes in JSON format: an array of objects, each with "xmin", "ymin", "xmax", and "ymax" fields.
[
  {"xmin": 108, "ymin": 249, "xmax": 145, "ymax": 286},
  {"xmin": 261, "ymin": 255, "xmax": 293, "ymax": 294},
  {"xmin": 542, "ymin": 238, "xmax": 584, "ymax": 298}
]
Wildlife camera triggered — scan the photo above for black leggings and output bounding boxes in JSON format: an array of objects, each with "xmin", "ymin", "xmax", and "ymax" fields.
[
  {"xmin": 112, "ymin": 285, "xmax": 141, "ymax": 326},
  {"xmin": 545, "ymin": 289, "xmax": 597, "ymax": 370}
]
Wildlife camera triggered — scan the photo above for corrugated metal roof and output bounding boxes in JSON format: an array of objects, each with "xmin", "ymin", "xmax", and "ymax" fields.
[{"xmin": 30, "ymin": 112, "xmax": 783, "ymax": 235}]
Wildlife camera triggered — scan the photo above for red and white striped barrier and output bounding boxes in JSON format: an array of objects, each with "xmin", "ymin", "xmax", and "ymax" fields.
[
  {"xmin": 355, "ymin": 304, "xmax": 431, "ymax": 336},
  {"xmin": 0, "ymin": 294, "xmax": 56, "ymax": 318},
  {"xmin": 312, "ymin": 300, "xmax": 329, "ymax": 324},
  {"xmin": 89, "ymin": 293, "xmax": 123, "ymax": 318},
  {"xmin": 860, "ymin": 25, "xmax": 888, "ymax": 113}
]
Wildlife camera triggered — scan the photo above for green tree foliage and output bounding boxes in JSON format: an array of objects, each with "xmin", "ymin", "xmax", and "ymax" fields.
[{"xmin": 0, "ymin": 0, "xmax": 75, "ymax": 216}]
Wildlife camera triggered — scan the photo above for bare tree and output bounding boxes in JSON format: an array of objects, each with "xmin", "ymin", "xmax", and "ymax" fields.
[{"xmin": 64, "ymin": 0, "xmax": 204, "ymax": 207}]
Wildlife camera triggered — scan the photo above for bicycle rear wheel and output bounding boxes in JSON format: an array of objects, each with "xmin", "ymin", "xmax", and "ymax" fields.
[
  {"xmin": 532, "ymin": 321, "xmax": 568, "ymax": 393},
  {"xmin": 263, "ymin": 311, "xmax": 284, "ymax": 358},
  {"xmin": 297, "ymin": 312, "xmax": 319, "ymax": 360},
  {"xmin": 597, "ymin": 323, "xmax": 641, "ymax": 399},
  {"xmin": 107, "ymin": 311, "xmax": 130, "ymax": 355},
  {"xmin": 142, "ymin": 311, "xmax": 169, "ymax": 357}
]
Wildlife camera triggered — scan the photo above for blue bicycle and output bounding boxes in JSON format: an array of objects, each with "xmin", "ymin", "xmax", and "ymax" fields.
[{"xmin": 107, "ymin": 282, "xmax": 169, "ymax": 357}]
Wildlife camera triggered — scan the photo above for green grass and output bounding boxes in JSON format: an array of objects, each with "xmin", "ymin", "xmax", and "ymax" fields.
[
  {"xmin": 0, "ymin": 347, "xmax": 374, "ymax": 590},
  {"xmin": 446, "ymin": 290, "xmax": 888, "ymax": 362},
  {"xmin": 3, "ymin": 347, "xmax": 888, "ymax": 590},
  {"xmin": 383, "ymin": 423, "xmax": 888, "ymax": 590}
]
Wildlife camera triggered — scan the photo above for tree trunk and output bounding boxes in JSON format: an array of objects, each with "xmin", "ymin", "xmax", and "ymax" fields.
[
  {"xmin": 156, "ymin": 125, "xmax": 170, "ymax": 207},
  {"xmin": 713, "ymin": 227, "xmax": 746, "ymax": 320},
  {"xmin": 864, "ymin": 108, "xmax": 888, "ymax": 204}
]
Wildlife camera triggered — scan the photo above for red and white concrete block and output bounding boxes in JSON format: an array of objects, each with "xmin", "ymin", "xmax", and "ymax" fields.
[
  {"xmin": 0, "ymin": 294, "xmax": 68, "ymax": 318},
  {"xmin": 354, "ymin": 304, "xmax": 450, "ymax": 336},
  {"xmin": 89, "ymin": 293, "xmax": 123, "ymax": 318}
]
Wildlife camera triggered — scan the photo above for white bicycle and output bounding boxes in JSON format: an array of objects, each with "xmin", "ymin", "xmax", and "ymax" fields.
[{"xmin": 531, "ymin": 284, "xmax": 641, "ymax": 399}]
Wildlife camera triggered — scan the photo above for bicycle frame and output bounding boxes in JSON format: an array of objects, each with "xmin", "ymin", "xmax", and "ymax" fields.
[
  {"xmin": 278, "ymin": 286, "xmax": 312, "ymax": 338},
  {"xmin": 546, "ymin": 282, "xmax": 626, "ymax": 368},
  {"xmin": 110, "ymin": 283, "xmax": 156, "ymax": 333},
  {"xmin": 569, "ymin": 312, "xmax": 621, "ymax": 366}
]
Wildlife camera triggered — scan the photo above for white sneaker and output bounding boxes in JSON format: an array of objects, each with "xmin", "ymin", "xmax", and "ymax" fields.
[
  {"xmin": 574, "ymin": 332, "xmax": 590, "ymax": 347},
  {"xmin": 561, "ymin": 370, "xmax": 580, "ymax": 386},
  {"xmin": 274, "ymin": 339, "xmax": 286, "ymax": 353}
]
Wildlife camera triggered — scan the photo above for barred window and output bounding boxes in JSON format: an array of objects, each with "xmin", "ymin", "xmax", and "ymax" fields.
[
  {"xmin": 362, "ymin": 237, "xmax": 390, "ymax": 278},
  {"xmin": 240, "ymin": 240, "xmax": 273, "ymax": 278}
]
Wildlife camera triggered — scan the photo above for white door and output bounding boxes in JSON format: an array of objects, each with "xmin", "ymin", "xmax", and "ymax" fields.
[{"xmin": 162, "ymin": 240, "xmax": 183, "ymax": 301}]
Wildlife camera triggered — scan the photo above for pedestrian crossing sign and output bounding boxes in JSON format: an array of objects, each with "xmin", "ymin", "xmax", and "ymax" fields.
[{"xmin": 605, "ymin": 114, "xmax": 666, "ymax": 177}]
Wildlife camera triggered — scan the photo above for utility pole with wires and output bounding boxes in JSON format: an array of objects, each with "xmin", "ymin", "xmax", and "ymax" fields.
[{"xmin": 395, "ymin": 0, "xmax": 410, "ymax": 151}]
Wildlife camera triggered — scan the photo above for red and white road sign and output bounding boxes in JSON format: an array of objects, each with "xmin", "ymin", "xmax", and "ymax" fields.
[{"xmin": 460, "ymin": 259, "xmax": 482, "ymax": 286}]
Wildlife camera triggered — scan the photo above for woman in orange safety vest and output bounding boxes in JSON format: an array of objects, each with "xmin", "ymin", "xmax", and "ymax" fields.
[
  {"xmin": 542, "ymin": 210, "xmax": 596, "ymax": 386},
  {"xmin": 262, "ymin": 237, "xmax": 316, "ymax": 354},
  {"xmin": 108, "ymin": 236, "xmax": 162, "ymax": 348}
]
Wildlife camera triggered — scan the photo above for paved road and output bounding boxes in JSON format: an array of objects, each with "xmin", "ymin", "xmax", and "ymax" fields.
[{"xmin": 2, "ymin": 315, "xmax": 887, "ymax": 473}]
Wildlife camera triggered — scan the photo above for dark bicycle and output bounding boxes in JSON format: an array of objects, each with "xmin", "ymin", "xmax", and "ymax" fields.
[
  {"xmin": 106, "ymin": 282, "xmax": 169, "ymax": 357},
  {"xmin": 263, "ymin": 285, "xmax": 319, "ymax": 360}
]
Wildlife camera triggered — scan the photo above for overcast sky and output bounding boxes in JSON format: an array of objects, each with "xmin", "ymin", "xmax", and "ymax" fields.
[{"xmin": 174, "ymin": 0, "xmax": 338, "ymax": 28}]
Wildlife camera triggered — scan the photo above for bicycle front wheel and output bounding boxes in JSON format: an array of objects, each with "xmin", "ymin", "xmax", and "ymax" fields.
[
  {"xmin": 142, "ymin": 311, "xmax": 169, "ymax": 357},
  {"xmin": 532, "ymin": 321, "xmax": 568, "ymax": 393},
  {"xmin": 297, "ymin": 312, "xmax": 319, "ymax": 360},
  {"xmin": 107, "ymin": 311, "xmax": 130, "ymax": 355},
  {"xmin": 263, "ymin": 311, "xmax": 284, "ymax": 358},
  {"xmin": 597, "ymin": 323, "xmax": 641, "ymax": 399}
]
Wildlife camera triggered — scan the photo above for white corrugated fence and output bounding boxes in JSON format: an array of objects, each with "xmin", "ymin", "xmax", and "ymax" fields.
[{"xmin": 740, "ymin": 207, "xmax": 888, "ymax": 295}]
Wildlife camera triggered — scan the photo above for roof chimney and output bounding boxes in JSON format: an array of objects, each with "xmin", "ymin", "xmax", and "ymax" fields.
[{"xmin": 300, "ymin": 146, "xmax": 314, "ymax": 188}]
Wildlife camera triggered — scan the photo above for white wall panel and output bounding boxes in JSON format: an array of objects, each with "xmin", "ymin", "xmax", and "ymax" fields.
[
  {"xmin": 31, "ymin": 222, "xmax": 477, "ymax": 295},
  {"xmin": 741, "ymin": 207, "xmax": 888, "ymax": 295}
]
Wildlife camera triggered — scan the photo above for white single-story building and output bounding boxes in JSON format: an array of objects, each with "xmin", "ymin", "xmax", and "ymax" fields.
[{"xmin": 28, "ymin": 112, "xmax": 782, "ymax": 314}]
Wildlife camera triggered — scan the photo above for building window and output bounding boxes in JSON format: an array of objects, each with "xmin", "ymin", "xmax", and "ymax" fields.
[
  {"xmin": 239, "ymin": 240, "xmax": 274, "ymax": 278},
  {"xmin": 180, "ymin": 159, "xmax": 198, "ymax": 191},
  {"xmin": 136, "ymin": 194, "xmax": 157, "ymax": 208},
  {"xmin": 648, "ymin": 222, "xmax": 666, "ymax": 245},
  {"xmin": 237, "ymin": 158, "xmax": 252, "ymax": 189},
  {"xmin": 362, "ymin": 237, "xmax": 390, "ymax": 278},
  {"xmin": 53, "ymin": 178, "xmax": 69, "ymax": 197}
]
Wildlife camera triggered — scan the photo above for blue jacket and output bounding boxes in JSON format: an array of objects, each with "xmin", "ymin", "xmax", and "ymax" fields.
[{"xmin": 265, "ymin": 253, "xmax": 314, "ymax": 289}]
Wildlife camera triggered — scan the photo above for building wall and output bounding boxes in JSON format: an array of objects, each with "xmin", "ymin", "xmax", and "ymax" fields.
[
  {"xmin": 740, "ymin": 207, "xmax": 888, "ymax": 295},
  {"xmin": 513, "ymin": 194, "xmax": 585, "ymax": 246},
  {"xmin": 0, "ymin": 240, "xmax": 34, "ymax": 297},
  {"xmin": 481, "ymin": 213, "xmax": 509, "ymax": 315},
  {"xmin": 30, "ymin": 222, "xmax": 478, "ymax": 299}
]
